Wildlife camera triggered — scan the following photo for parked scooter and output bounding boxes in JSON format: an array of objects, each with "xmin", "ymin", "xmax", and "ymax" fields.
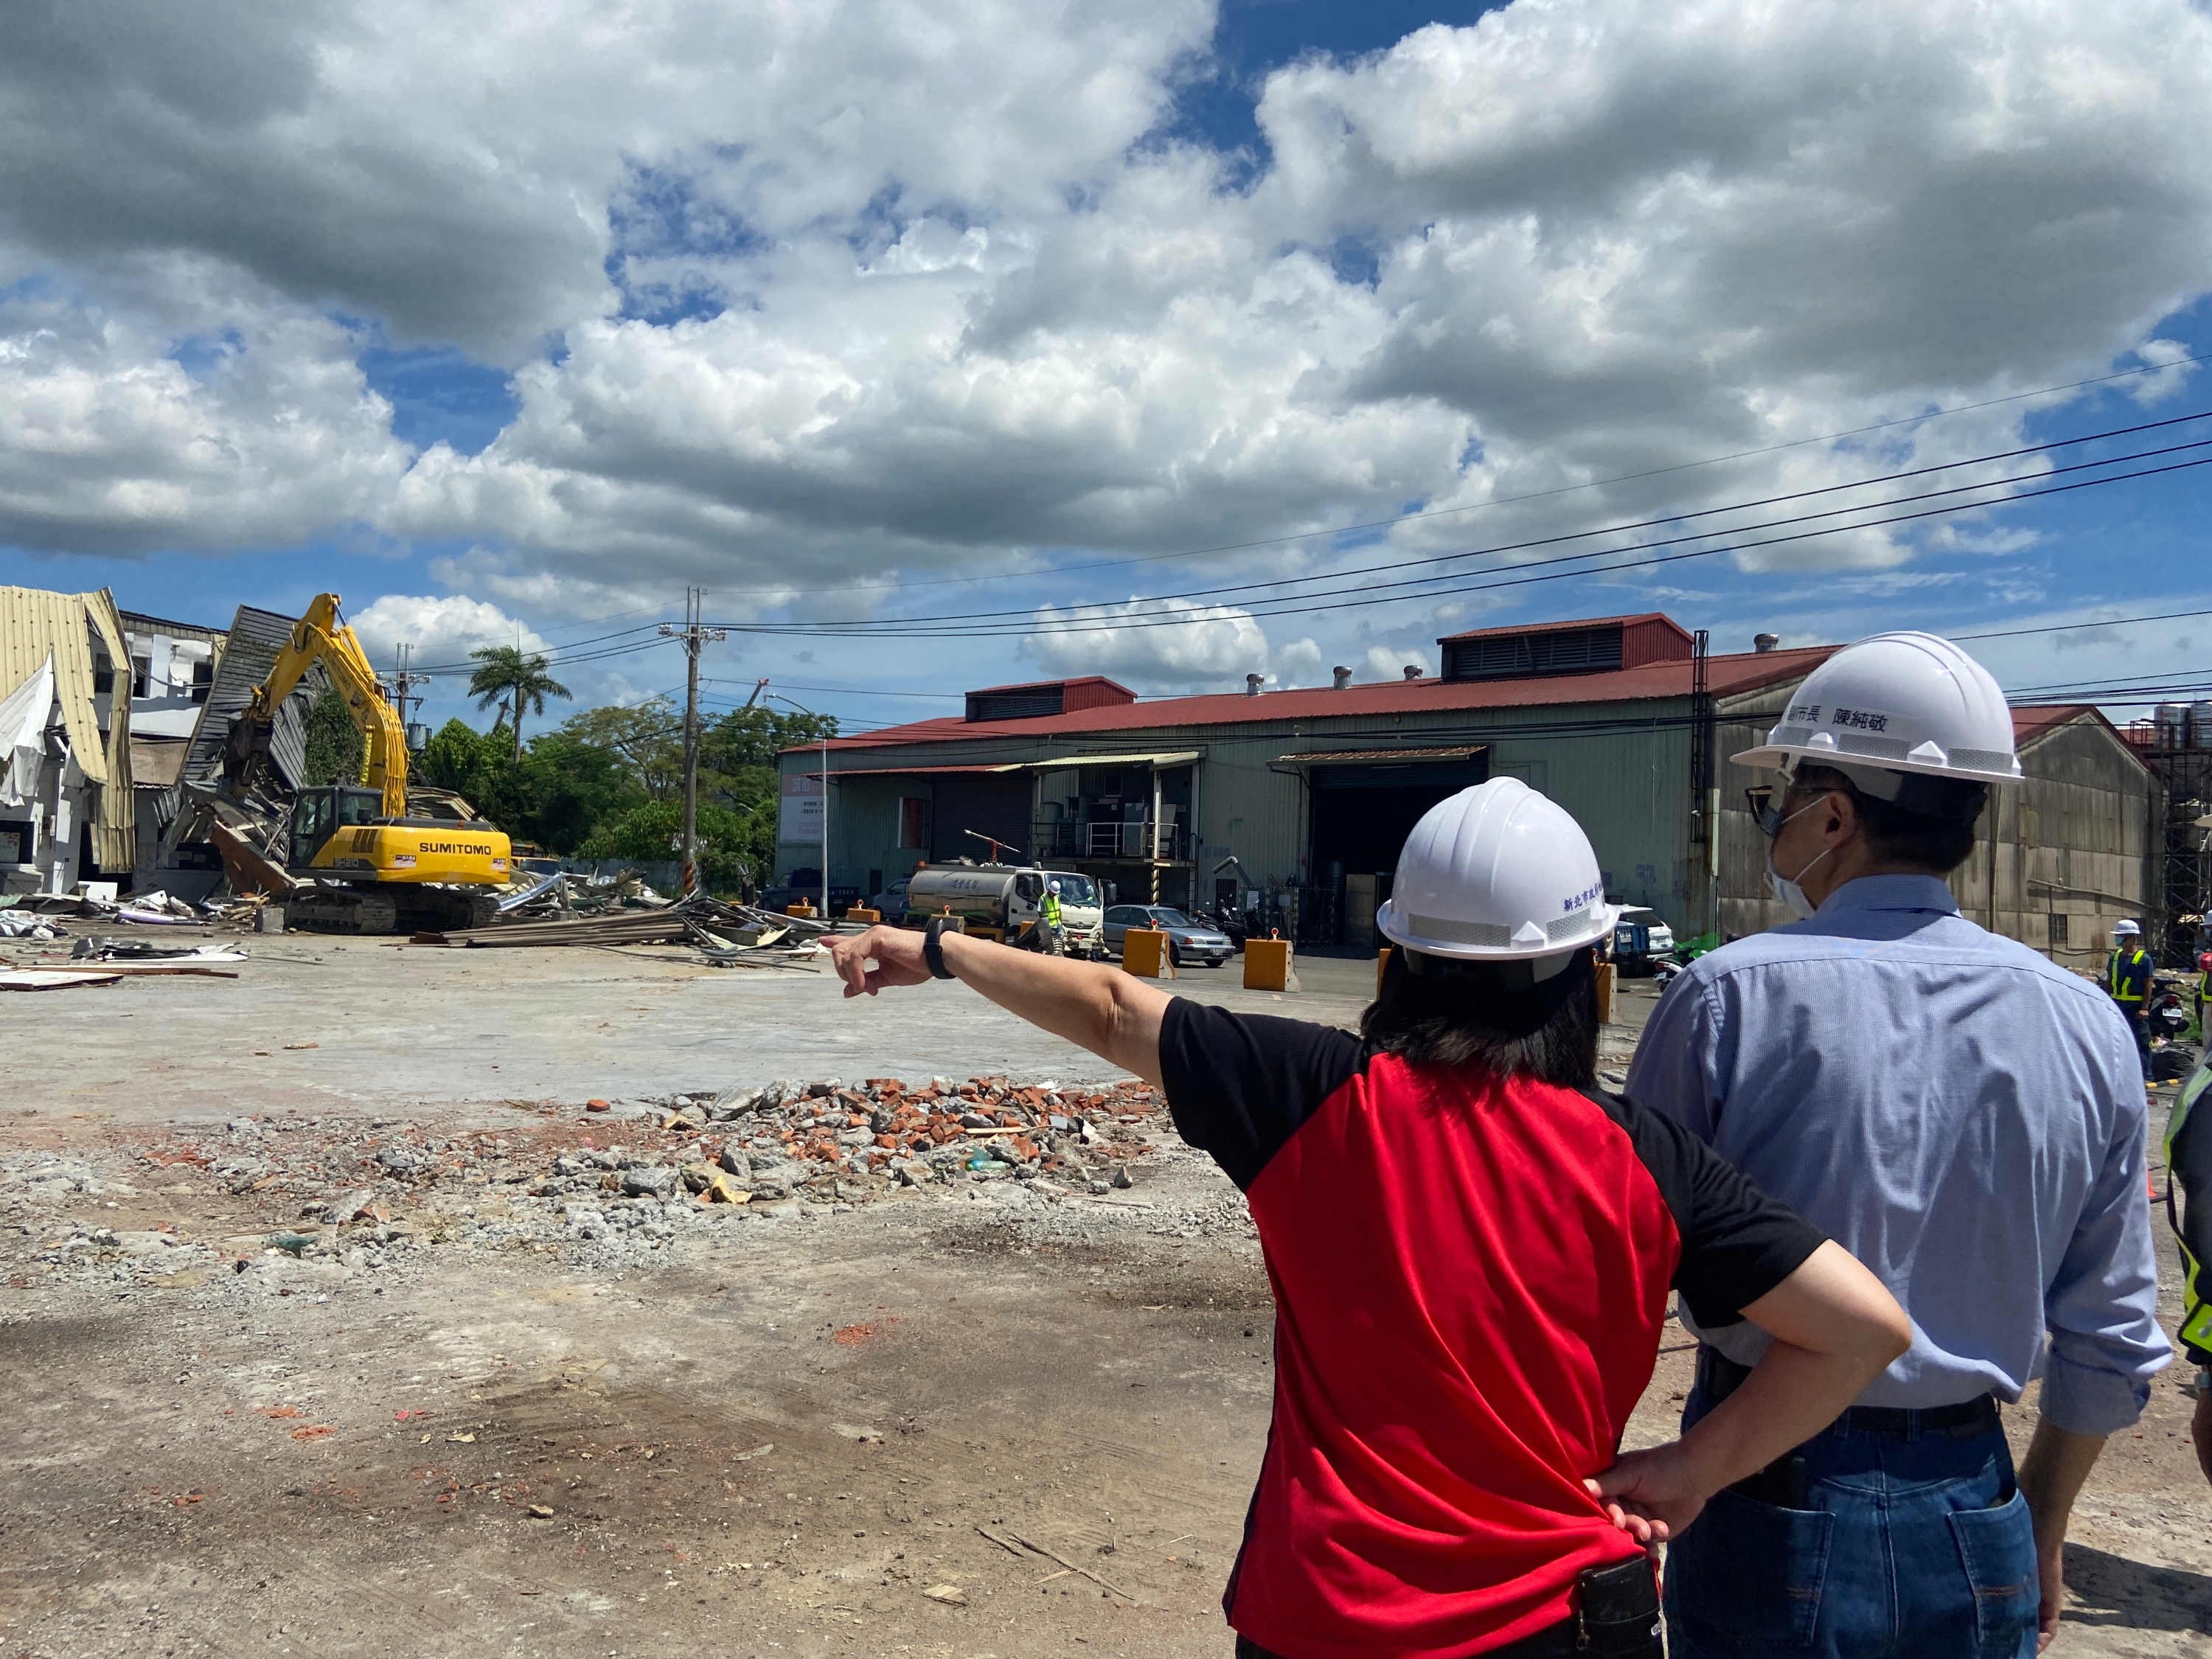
[
  {"xmin": 2151, "ymin": 986, "xmax": 2193, "ymax": 1041},
  {"xmin": 1201, "ymin": 902, "xmax": 1251, "ymax": 953}
]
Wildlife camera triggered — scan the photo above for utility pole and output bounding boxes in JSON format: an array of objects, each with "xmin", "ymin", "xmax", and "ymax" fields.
[
  {"xmin": 661, "ymin": 589, "xmax": 726, "ymax": 896},
  {"xmin": 389, "ymin": 642, "xmax": 432, "ymax": 750}
]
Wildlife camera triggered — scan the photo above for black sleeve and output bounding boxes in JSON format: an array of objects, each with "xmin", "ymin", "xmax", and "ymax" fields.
[
  {"xmin": 1590, "ymin": 1088, "xmax": 1827, "ymax": 1329},
  {"xmin": 1158, "ymin": 998, "xmax": 1366, "ymax": 1190}
]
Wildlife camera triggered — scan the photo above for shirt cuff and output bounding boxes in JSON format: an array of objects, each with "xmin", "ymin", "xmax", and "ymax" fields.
[{"xmin": 2037, "ymin": 1353, "xmax": 2163, "ymax": 1436}]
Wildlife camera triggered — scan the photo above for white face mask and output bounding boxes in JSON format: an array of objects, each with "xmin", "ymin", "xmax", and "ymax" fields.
[{"xmin": 1764, "ymin": 797, "xmax": 1835, "ymax": 920}]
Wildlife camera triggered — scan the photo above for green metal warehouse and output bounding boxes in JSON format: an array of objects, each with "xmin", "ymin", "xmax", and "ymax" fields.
[{"xmin": 778, "ymin": 611, "xmax": 2152, "ymax": 963}]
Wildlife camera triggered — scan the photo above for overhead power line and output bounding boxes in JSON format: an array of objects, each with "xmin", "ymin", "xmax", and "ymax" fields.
[
  {"xmin": 694, "ymin": 408, "xmax": 2212, "ymax": 636},
  {"xmin": 708, "ymin": 445, "xmax": 2212, "ymax": 641}
]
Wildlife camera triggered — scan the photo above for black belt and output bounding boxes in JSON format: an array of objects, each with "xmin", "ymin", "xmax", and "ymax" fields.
[{"xmin": 1697, "ymin": 1349, "xmax": 1999, "ymax": 1506}]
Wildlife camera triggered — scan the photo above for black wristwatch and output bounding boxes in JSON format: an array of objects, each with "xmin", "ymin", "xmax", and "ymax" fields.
[{"xmin": 923, "ymin": 917, "xmax": 959, "ymax": 980}]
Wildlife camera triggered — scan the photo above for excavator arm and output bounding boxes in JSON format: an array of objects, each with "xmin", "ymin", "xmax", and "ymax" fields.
[{"xmin": 227, "ymin": 593, "xmax": 410, "ymax": 817}]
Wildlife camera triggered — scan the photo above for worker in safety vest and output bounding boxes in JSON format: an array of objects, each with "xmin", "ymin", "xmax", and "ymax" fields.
[
  {"xmin": 2169, "ymin": 1062, "xmax": 2212, "ymax": 1485},
  {"xmin": 2107, "ymin": 919, "xmax": 2154, "ymax": 1082},
  {"xmin": 1629, "ymin": 633, "xmax": 2169, "ymax": 1658},
  {"xmin": 1040, "ymin": 879, "xmax": 1065, "ymax": 956},
  {"xmin": 828, "ymin": 779, "xmax": 1910, "ymax": 1659}
]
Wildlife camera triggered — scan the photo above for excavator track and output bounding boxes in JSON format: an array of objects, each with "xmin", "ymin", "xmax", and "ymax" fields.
[{"xmin": 285, "ymin": 884, "xmax": 498, "ymax": 936}]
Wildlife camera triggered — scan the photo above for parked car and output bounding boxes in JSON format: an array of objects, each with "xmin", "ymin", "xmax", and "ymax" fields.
[
  {"xmin": 867, "ymin": 877, "xmax": 911, "ymax": 919},
  {"xmin": 1102, "ymin": 904, "xmax": 1234, "ymax": 968}
]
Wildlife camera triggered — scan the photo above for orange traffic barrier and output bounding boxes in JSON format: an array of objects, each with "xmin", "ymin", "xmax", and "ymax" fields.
[
  {"xmin": 1245, "ymin": 937, "xmax": 1293, "ymax": 992},
  {"xmin": 1122, "ymin": 928, "xmax": 1174, "ymax": 979}
]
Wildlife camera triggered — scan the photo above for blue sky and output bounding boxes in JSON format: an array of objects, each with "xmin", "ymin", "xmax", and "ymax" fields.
[{"xmin": 3, "ymin": 0, "xmax": 2209, "ymax": 734}]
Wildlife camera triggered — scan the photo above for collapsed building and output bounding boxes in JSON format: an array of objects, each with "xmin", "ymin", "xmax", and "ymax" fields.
[
  {"xmin": 781, "ymin": 611, "xmax": 2154, "ymax": 960},
  {"xmin": 0, "ymin": 585, "xmax": 137, "ymax": 895}
]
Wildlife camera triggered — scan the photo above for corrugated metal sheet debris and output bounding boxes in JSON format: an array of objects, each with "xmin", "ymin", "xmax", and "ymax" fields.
[{"xmin": 181, "ymin": 605, "xmax": 315, "ymax": 792}]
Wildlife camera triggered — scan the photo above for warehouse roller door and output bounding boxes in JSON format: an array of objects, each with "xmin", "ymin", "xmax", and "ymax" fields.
[
  {"xmin": 1307, "ymin": 754, "xmax": 1490, "ymax": 945},
  {"xmin": 928, "ymin": 773, "xmax": 1032, "ymax": 862}
]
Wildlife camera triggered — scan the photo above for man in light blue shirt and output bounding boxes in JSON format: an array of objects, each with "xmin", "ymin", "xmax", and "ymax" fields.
[{"xmin": 1629, "ymin": 633, "xmax": 2168, "ymax": 1658}]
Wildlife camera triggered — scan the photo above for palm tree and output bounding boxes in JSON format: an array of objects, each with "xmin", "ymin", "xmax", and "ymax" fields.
[{"xmin": 467, "ymin": 645, "xmax": 571, "ymax": 760}]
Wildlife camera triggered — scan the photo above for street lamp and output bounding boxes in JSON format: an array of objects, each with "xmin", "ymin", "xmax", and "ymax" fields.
[{"xmin": 766, "ymin": 692, "xmax": 830, "ymax": 921}]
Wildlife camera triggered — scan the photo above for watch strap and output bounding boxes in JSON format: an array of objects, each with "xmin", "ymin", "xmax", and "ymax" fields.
[{"xmin": 924, "ymin": 918, "xmax": 958, "ymax": 980}]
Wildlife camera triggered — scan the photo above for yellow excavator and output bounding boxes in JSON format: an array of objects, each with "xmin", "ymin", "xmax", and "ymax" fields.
[{"xmin": 224, "ymin": 593, "xmax": 512, "ymax": 933}]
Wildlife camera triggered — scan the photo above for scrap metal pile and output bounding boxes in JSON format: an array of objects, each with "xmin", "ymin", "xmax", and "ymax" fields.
[{"xmin": 422, "ymin": 886, "xmax": 832, "ymax": 969}]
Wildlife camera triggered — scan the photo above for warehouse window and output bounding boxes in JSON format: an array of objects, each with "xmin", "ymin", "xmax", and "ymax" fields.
[
  {"xmin": 132, "ymin": 655, "xmax": 152, "ymax": 698},
  {"xmin": 2048, "ymin": 912, "xmax": 2069, "ymax": 947},
  {"xmin": 898, "ymin": 797, "xmax": 925, "ymax": 848}
]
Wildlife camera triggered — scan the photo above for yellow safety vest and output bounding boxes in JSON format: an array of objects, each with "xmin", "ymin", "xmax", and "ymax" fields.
[
  {"xmin": 1042, "ymin": 892, "xmax": 1062, "ymax": 927},
  {"xmin": 2166, "ymin": 1064, "xmax": 2212, "ymax": 1359},
  {"xmin": 2108, "ymin": 945, "xmax": 2150, "ymax": 1004}
]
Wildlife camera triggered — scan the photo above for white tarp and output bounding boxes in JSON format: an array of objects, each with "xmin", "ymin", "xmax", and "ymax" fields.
[{"xmin": 0, "ymin": 653, "xmax": 55, "ymax": 810}]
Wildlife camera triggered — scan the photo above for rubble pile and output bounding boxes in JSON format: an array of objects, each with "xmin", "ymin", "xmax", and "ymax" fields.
[
  {"xmin": 573, "ymin": 1072, "xmax": 1167, "ymax": 1205},
  {"xmin": 3, "ymin": 1075, "xmax": 1175, "ymax": 1287}
]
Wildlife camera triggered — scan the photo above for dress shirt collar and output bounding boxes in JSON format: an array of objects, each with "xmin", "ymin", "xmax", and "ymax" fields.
[{"xmin": 1814, "ymin": 873, "xmax": 1961, "ymax": 917}]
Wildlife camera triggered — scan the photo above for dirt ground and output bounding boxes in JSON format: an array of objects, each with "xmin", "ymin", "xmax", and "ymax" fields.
[{"xmin": 1, "ymin": 934, "xmax": 2207, "ymax": 1657}]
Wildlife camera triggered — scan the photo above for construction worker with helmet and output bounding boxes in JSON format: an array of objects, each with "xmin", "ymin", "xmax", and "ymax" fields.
[
  {"xmin": 829, "ymin": 777, "xmax": 1910, "ymax": 1659},
  {"xmin": 2106, "ymin": 919, "xmax": 2154, "ymax": 1080},
  {"xmin": 1628, "ymin": 632, "xmax": 2169, "ymax": 1658},
  {"xmin": 1041, "ymin": 878, "xmax": 1065, "ymax": 956}
]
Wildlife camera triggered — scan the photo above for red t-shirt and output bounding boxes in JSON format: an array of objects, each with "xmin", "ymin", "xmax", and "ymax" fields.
[{"xmin": 1158, "ymin": 999, "xmax": 1822, "ymax": 1659}]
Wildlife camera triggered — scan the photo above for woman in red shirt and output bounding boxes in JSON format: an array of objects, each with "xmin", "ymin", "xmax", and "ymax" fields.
[{"xmin": 829, "ymin": 779, "xmax": 1907, "ymax": 1658}]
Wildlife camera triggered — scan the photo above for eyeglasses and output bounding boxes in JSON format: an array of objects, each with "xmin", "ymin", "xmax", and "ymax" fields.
[{"xmin": 1745, "ymin": 785, "xmax": 1797, "ymax": 838}]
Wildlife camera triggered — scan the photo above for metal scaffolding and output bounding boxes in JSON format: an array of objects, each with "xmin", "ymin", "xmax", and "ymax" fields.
[{"xmin": 2141, "ymin": 715, "xmax": 2212, "ymax": 967}]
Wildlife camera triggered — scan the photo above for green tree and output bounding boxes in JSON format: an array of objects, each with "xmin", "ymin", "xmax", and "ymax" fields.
[
  {"xmin": 515, "ymin": 732, "xmax": 642, "ymax": 854},
  {"xmin": 414, "ymin": 717, "xmax": 509, "ymax": 798},
  {"xmin": 467, "ymin": 645, "xmax": 572, "ymax": 760},
  {"xmin": 576, "ymin": 799, "xmax": 759, "ymax": 897},
  {"xmin": 301, "ymin": 689, "xmax": 365, "ymax": 786},
  {"xmin": 554, "ymin": 697, "xmax": 684, "ymax": 799}
]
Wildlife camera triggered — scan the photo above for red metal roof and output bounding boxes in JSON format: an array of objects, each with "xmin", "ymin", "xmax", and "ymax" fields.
[
  {"xmin": 790, "ymin": 762, "xmax": 1015, "ymax": 778},
  {"xmin": 2011, "ymin": 705, "xmax": 2089, "ymax": 745},
  {"xmin": 810, "ymin": 644, "xmax": 1836, "ymax": 753}
]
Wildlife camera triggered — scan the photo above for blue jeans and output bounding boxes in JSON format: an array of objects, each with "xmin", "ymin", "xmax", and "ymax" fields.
[{"xmin": 1664, "ymin": 1385, "xmax": 2039, "ymax": 1658}]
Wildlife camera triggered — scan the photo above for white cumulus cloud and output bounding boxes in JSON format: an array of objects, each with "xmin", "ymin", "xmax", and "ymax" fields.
[
  {"xmin": 347, "ymin": 594, "xmax": 549, "ymax": 676},
  {"xmin": 1026, "ymin": 599, "xmax": 1275, "ymax": 692},
  {"xmin": 0, "ymin": 0, "xmax": 2209, "ymax": 638}
]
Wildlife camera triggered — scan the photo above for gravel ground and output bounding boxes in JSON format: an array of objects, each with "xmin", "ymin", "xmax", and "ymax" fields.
[{"xmin": 0, "ymin": 936, "xmax": 2205, "ymax": 1656}]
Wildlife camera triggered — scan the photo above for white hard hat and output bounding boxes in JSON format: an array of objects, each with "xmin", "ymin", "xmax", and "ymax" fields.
[
  {"xmin": 1377, "ymin": 778, "xmax": 1618, "ymax": 961},
  {"xmin": 1733, "ymin": 631, "xmax": 2022, "ymax": 790},
  {"xmin": 2113, "ymin": 919, "xmax": 2141, "ymax": 936},
  {"xmin": 1048, "ymin": 880, "xmax": 1060, "ymax": 893}
]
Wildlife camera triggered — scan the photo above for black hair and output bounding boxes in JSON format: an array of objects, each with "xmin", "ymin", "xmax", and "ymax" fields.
[
  {"xmin": 1360, "ymin": 945, "xmax": 1599, "ymax": 1089},
  {"xmin": 1792, "ymin": 764, "xmax": 1986, "ymax": 873}
]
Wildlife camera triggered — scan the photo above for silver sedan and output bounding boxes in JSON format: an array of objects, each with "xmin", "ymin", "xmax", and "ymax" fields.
[{"xmin": 1101, "ymin": 905, "xmax": 1234, "ymax": 968}]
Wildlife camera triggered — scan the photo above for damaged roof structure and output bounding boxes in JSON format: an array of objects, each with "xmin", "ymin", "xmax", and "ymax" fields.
[{"xmin": 1, "ymin": 585, "xmax": 137, "ymax": 894}]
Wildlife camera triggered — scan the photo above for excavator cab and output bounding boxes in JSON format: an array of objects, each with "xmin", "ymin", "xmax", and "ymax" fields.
[{"xmin": 288, "ymin": 785, "xmax": 384, "ymax": 871}]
